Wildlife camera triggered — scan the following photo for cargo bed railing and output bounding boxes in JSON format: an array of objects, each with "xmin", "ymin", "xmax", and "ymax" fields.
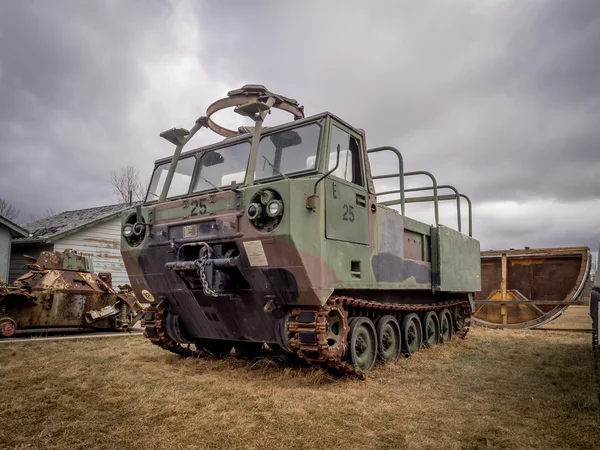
[{"xmin": 367, "ymin": 146, "xmax": 473, "ymax": 237}]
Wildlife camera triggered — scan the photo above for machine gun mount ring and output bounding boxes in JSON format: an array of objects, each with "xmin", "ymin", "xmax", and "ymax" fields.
[{"xmin": 204, "ymin": 84, "xmax": 305, "ymax": 137}]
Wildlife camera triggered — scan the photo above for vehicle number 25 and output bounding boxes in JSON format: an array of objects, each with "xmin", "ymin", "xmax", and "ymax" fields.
[{"xmin": 343, "ymin": 204, "xmax": 355, "ymax": 222}]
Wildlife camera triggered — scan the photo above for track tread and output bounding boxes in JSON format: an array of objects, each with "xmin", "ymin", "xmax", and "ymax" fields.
[{"xmin": 288, "ymin": 295, "xmax": 471, "ymax": 377}]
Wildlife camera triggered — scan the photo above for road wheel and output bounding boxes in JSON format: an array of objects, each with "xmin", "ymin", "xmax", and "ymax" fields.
[
  {"xmin": 402, "ymin": 313, "xmax": 423, "ymax": 355},
  {"xmin": 348, "ymin": 317, "xmax": 378, "ymax": 372},
  {"xmin": 438, "ymin": 309, "xmax": 454, "ymax": 343},
  {"xmin": 422, "ymin": 311, "xmax": 440, "ymax": 348},
  {"xmin": 376, "ymin": 315, "xmax": 401, "ymax": 363},
  {"xmin": 0, "ymin": 317, "xmax": 17, "ymax": 337},
  {"xmin": 453, "ymin": 307, "xmax": 465, "ymax": 332}
]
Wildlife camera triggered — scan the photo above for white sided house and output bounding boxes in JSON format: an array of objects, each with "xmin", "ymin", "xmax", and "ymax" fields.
[
  {"xmin": 9, "ymin": 204, "xmax": 135, "ymax": 284},
  {"xmin": 0, "ymin": 215, "xmax": 29, "ymax": 283}
]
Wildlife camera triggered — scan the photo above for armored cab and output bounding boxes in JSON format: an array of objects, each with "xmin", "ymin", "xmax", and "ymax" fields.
[
  {"xmin": 0, "ymin": 250, "xmax": 144, "ymax": 336},
  {"xmin": 121, "ymin": 85, "xmax": 481, "ymax": 374}
]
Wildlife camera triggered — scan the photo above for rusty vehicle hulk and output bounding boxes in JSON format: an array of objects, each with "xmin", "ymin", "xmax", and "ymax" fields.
[
  {"xmin": 0, "ymin": 250, "xmax": 144, "ymax": 337},
  {"xmin": 121, "ymin": 85, "xmax": 481, "ymax": 375}
]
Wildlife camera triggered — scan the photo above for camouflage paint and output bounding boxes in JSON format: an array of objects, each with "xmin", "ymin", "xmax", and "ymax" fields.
[{"xmin": 121, "ymin": 112, "xmax": 481, "ymax": 345}]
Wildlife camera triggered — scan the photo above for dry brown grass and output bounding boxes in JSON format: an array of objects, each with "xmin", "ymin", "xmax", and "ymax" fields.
[
  {"xmin": 538, "ymin": 305, "xmax": 593, "ymax": 331},
  {"xmin": 0, "ymin": 327, "xmax": 598, "ymax": 450}
]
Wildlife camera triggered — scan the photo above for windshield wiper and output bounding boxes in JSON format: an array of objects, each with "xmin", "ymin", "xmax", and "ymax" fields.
[
  {"xmin": 262, "ymin": 155, "xmax": 289, "ymax": 179},
  {"xmin": 197, "ymin": 174, "xmax": 222, "ymax": 191}
]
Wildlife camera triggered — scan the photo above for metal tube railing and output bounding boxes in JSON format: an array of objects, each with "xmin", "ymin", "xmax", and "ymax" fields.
[
  {"xmin": 367, "ymin": 146, "xmax": 472, "ymax": 235},
  {"xmin": 380, "ymin": 171, "xmax": 440, "ymax": 226},
  {"xmin": 367, "ymin": 146, "xmax": 404, "ymax": 215},
  {"xmin": 460, "ymin": 194, "xmax": 473, "ymax": 237},
  {"xmin": 395, "ymin": 184, "xmax": 462, "ymax": 232},
  {"xmin": 401, "ymin": 192, "xmax": 473, "ymax": 237}
]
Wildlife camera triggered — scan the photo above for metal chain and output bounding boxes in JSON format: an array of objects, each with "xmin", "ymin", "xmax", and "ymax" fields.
[{"xmin": 195, "ymin": 245, "xmax": 226, "ymax": 297}]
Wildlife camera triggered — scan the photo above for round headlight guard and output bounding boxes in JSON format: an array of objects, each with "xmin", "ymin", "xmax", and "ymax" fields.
[
  {"xmin": 247, "ymin": 203, "xmax": 262, "ymax": 220},
  {"xmin": 123, "ymin": 213, "xmax": 146, "ymax": 247},
  {"xmin": 266, "ymin": 200, "xmax": 283, "ymax": 218},
  {"xmin": 247, "ymin": 189, "xmax": 284, "ymax": 232},
  {"xmin": 122, "ymin": 224, "xmax": 134, "ymax": 238}
]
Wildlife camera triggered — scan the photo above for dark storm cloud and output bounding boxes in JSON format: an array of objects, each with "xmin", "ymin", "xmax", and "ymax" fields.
[
  {"xmin": 192, "ymin": 0, "xmax": 600, "ymax": 249},
  {"xmin": 194, "ymin": 0, "xmax": 600, "ymax": 201},
  {"xmin": 0, "ymin": 0, "xmax": 187, "ymax": 220},
  {"xmin": 0, "ymin": 0, "xmax": 598, "ymax": 250}
]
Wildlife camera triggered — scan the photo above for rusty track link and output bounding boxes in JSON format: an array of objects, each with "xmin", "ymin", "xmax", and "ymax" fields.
[
  {"xmin": 288, "ymin": 295, "xmax": 471, "ymax": 377},
  {"xmin": 142, "ymin": 296, "xmax": 472, "ymax": 377},
  {"xmin": 141, "ymin": 302, "xmax": 198, "ymax": 357}
]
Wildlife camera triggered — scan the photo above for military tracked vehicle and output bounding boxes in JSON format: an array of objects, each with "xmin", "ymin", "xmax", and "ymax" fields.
[
  {"xmin": 121, "ymin": 85, "xmax": 481, "ymax": 374},
  {"xmin": 0, "ymin": 250, "xmax": 144, "ymax": 337}
]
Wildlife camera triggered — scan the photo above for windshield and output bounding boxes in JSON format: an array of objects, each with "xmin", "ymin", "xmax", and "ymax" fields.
[
  {"xmin": 255, "ymin": 123, "xmax": 321, "ymax": 180},
  {"xmin": 192, "ymin": 141, "xmax": 251, "ymax": 192},
  {"xmin": 146, "ymin": 156, "xmax": 196, "ymax": 202},
  {"xmin": 146, "ymin": 122, "xmax": 321, "ymax": 202}
]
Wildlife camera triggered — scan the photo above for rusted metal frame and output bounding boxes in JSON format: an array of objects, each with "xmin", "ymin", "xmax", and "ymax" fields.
[
  {"xmin": 501, "ymin": 252, "xmax": 508, "ymax": 324},
  {"xmin": 205, "ymin": 88, "xmax": 304, "ymax": 138},
  {"xmin": 480, "ymin": 247, "xmax": 589, "ymax": 257},
  {"xmin": 474, "ymin": 300, "xmax": 585, "ymax": 306},
  {"xmin": 379, "ymin": 171, "xmax": 440, "ymax": 226},
  {"xmin": 570, "ymin": 248, "xmax": 591, "ymax": 302},
  {"xmin": 367, "ymin": 146, "xmax": 405, "ymax": 216}
]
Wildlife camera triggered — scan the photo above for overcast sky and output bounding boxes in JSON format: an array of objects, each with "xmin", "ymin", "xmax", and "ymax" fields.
[{"xmin": 0, "ymin": 0, "xmax": 599, "ymax": 251}]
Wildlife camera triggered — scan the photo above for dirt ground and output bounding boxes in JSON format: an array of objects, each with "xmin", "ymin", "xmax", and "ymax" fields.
[{"xmin": 0, "ymin": 327, "xmax": 598, "ymax": 450}]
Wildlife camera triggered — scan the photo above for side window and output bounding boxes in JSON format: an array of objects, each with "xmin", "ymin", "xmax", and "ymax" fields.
[{"xmin": 328, "ymin": 125, "xmax": 363, "ymax": 186}]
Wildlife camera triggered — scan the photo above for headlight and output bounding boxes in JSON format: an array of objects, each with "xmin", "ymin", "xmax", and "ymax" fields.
[
  {"xmin": 260, "ymin": 190, "xmax": 274, "ymax": 205},
  {"xmin": 122, "ymin": 224, "xmax": 134, "ymax": 238},
  {"xmin": 247, "ymin": 189, "xmax": 283, "ymax": 232},
  {"xmin": 247, "ymin": 203, "xmax": 262, "ymax": 220},
  {"xmin": 266, "ymin": 200, "xmax": 283, "ymax": 217}
]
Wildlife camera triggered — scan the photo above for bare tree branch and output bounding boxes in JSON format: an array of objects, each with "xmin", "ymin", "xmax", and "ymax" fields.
[
  {"xmin": 23, "ymin": 208, "xmax": 58, "ymax": 224},
  {"xmin": 109, "ymin": 166, "xmax": 145, "ymax": 204},
  {"xmin": 0, "ymin": 197, "xmax": 20, "ymax": 221}
]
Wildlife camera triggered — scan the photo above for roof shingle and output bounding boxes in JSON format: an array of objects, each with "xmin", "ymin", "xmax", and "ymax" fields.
[{"xmin": 17, "ymin": 203, "xmax": 137, "ymax": 243}]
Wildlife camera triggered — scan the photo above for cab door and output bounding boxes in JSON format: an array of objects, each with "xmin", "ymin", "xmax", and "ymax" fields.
[{"xmin": 324, "ymin": 124, "xmax": 369, "ymax": 245}]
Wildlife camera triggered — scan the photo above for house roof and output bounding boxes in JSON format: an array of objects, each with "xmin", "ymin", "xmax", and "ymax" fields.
[
  {"xmin": 0, "ymin": 215, "xmax": 29, "ymax": 238},
  {"xmin": 14, "ymin": 203, "xmax": 138, "ymax": 244}
]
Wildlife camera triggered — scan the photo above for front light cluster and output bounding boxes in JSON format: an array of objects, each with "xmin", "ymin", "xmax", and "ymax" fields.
[
  {"xmin": 247, "ymin": 189, "xmax": 284, "ymax": 232},
  {"xmin": 266, "ymin": 200, "xmax": 283, "ymax": 217},
  {"xmin": 122, "ymin": 214, "xmax": 146, "ymax": 246}
]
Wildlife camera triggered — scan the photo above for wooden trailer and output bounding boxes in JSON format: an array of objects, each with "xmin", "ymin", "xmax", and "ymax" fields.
[{"xmin": 473, "ymin": 247, "xmax": 592, "ymax": 329}]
